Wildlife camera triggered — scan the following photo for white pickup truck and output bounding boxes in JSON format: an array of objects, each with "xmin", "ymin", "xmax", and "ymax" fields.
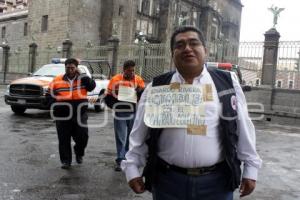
[{"xmin": 4, "ymin": 58, "xmax": 110, "ymax": 114}]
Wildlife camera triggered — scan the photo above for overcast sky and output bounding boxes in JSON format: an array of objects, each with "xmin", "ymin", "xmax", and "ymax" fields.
[{"xmin": 240, "ymin": 0, "xmax": 300, "ymax": 41}]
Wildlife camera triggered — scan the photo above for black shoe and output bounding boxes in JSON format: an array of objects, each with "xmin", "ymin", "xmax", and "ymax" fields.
[
  {"xmin": 61, "ymin": 163, "xmax": 71, "ymax": 169},
  {"xmin": 76, "ymin": 156, "xmax": 83, "ymax": 164},
  {"xmin": 114, "ymin": 163, "xmax": 121, "ymax": 172}
]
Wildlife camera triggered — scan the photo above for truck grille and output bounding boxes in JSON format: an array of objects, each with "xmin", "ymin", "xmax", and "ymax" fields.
[{"xmin": 10, "ymin": 84, "xmax": 42, "ymax": 96}]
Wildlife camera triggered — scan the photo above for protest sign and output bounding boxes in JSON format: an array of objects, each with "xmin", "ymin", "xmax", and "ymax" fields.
[{"xmin": 144, "ymin": 84, "xmax": 212, "ymax": 129}]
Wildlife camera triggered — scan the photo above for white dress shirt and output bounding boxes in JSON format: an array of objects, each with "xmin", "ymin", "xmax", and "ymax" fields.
[{"xmin": 122, "ymin": 66, "xmax": 262, "ymax": 182}]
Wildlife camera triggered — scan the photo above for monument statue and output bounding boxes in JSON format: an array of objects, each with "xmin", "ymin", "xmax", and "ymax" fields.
[
  {"xmin": 112, "ymin": 21, "xmax": 120, "ymax": 37},
  {"xmin": 268, "ymin": 5, "xmax": 285, "ymax": 28},
  {"xmin": 178, "ymin": 14, "xmax": 190, "ymax": 26}
]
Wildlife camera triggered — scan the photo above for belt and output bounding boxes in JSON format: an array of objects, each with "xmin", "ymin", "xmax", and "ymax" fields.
[{"xmin": 157, "ymin": 157, "xmax": 226, "ymax": 176}]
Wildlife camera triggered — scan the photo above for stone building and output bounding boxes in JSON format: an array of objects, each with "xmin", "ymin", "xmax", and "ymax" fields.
[
  {"xmin": 101, "ymin": 0, "xmax": 243, "ymax": 60},
  {"xmin": 0, "ymin": 0, "xmax": 28, "ymax": 13},
  {"xmin": 0, "ymin": 0, "xmax": 242, "ymax": 61}
]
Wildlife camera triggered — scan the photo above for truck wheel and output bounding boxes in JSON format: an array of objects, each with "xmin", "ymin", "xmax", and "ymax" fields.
[{"xmin": 11, "ymin": 106, "xmax": 26, "ymax": 114}]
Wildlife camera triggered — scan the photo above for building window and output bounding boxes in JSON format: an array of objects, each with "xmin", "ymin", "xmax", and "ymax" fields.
[
  {"xmin": 138, "ymin": 0, "xmax": 142, "ymax": 12},
  {"xmin": 148, "ymin": 22, "xmax": 153, "ymax": 34},
  {"xmin": 141, "ymin": 0, "xmax": 150, "ymax": 15},
  {"xmin": 41, "ymin": 15, "xmax": 48, "ymax": 32},
  {"xmin": 149, "ymin": 0, "xmax": 153, "ymax": 16},
  {"xmin": 255, "ymin": 78, "xmax": 260, "ymax": 86},
  {"xmin": 233, "ymin": 31, "xmax": 238, "ymax": 39},
  {"xmin": 119, "ymin": 5, "xmax": 124, "ymax": 16},
  {"xmin": 276, "ymin": 80, "xmax": 282, "ymax": 88},
  {"xmin": 288, "ymin": 80, "xmax": 294, "ymax": 89},
  {"xmin": 192, "ymin": 11, "xmax": 198, "ymax": 26},
  {"xmin": 210, "ymin": 25, "xmax": 218, "ymax": 41},
  {"xmin": 141, "ymin": 20, "xmax": 148, "ymax": 34},
  {"xmin": 24, "ymin": 22, "xmax": 28, "ymax": 36},
  {"xmin": 1, "ymin": 26, "xmax": 6, "ymax": 38},
  {"xmin": 136, "ymin": 19, "xmax": 141, "ymax": 31}
]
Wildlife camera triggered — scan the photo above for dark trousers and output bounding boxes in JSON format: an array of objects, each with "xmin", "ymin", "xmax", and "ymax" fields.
[
  {"xmin": 152, "ymin": 164, "xmax": 233, "ymax": 200},
  {"xmin": 56, "ymin": 117, "xmax": 89, "ymax": 164}
]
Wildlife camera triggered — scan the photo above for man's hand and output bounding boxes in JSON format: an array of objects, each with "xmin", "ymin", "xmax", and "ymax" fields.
[
  {"xmin": 135, "ymin": 86, "xmax": 144, "ymax": 99},
  {"xmin": 135, "ymin": 86, "xmax": 143, "ymax": 93},
  {"xmin": 128, "ymin": 177, "xmax": 145, "ymax": 194},
  {"xmin": 239, "ymin": 178, "xmax": 256, "ymax": 198},
  {"xmin": 75, "ymin": 68, "xmax": 81, "ymax": 76}
]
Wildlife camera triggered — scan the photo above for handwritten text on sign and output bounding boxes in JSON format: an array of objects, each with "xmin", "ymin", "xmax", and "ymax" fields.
[{"xmin": 144, "ymin": 84, "xmax": 212, "ymax": 128}]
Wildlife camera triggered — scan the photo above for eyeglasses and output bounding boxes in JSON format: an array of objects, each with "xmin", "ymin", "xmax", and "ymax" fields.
[
  {"xmin": 65, "ymin": 66, "xmax": 76, "ymax": 70},
  {"xmin": 174, "ymin": 39, "xmax": 203, "ymax": 50}
]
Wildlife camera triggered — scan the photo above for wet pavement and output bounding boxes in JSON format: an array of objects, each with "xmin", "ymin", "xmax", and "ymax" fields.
[{"xmin": 0, "ymin": 85, "xmax": 300, "ymax": 200}]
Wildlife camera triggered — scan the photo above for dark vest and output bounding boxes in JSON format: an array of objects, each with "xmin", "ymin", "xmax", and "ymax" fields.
[{"xmin": 143, "ymin": 68, "xmax": 241, "ymax": 191}]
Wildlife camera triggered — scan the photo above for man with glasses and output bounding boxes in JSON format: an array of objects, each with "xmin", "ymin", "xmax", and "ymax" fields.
[{"xmin": 122, "ymin": 26, "xmax": 262, "ymax": 199}]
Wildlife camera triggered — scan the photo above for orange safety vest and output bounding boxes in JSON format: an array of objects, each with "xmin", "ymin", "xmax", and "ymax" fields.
[
  {"xmin": 107, "ymin": 74, "xmax": 145, "ymax": 96},
  {"xmin": 49, "ymin": 74, "xmax": 88, "ymax": 101}
]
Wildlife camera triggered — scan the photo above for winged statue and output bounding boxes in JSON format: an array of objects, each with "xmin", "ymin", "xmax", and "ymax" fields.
[{"xmin": 268, "ymin": 5, "xmax": 285, "ymax": 28}]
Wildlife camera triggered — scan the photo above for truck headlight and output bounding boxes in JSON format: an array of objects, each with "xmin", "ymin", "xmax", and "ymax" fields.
[
  {"xmin": 42, "ymin": 87, "xmax": 49, "ymax": 95},
  {"xmin": 5, "ymin": 85, "xmax": 10, "ymax": 95}
]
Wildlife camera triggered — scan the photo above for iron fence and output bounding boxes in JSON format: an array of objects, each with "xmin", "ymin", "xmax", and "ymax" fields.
[
  {"xmin": 238, "ymin": 41, "xmax": 300, "ymax": 89},
  {"xmin": 72, "ymin": 46, "xmax": 110, "ymax": 61},
  {"xmin": 8, "ymin": 47, "xmax": 30, "ymax": 73},
  {"xmin": 238, "ymin": 41, "xmax": 300, "ymax": 71},
  {"xmin": 1, "ymin": 39, "xmax": 300, "ymax": 89},
  {"xmin": 35, "ymin": 49, "xmax": 61, "ymax": 71},
  {"xmin": 238, "ymin": 41, "xmax": 264, "ymax": 71},
  {"xmin": 278, "ymin": 41, "xmax": 300, "ymax": 71},
  {"xmin": 0, "ymin": 41, "xmax": 172, "ymax": 83},
  {"xmin": 118, "ymin": 43, "xmax": 170, "ymax": 81},
  {"xmin": 0, "ymin": 47, "xmax": 3, "ymax": 72},
  {"xmin": 207, "ymin": 41, "xmax": 239, "ymax": 64}
]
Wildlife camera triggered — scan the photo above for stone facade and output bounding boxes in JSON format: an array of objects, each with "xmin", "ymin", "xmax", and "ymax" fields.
[
  {"xmin": 0, "ymin": 0, "xmax": 28, "ymax": 13},
  {"xmin": 0, "ymin": 0, "xmax": 242, "ymax": 55},
  {"xmin": 28, "ymin": 0, "xmax": 101, "ymax": 49},
  {"xmin": 0, "ymin": 9, "xmax": 28, "ymax": 49},
  {"xmin": 245, "ymin": 87, "xmax": 300, "ymax": 123}
]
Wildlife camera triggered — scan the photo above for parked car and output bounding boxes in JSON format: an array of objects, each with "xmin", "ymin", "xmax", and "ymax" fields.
[
  {"xmin": 4, "ymin": 58, "xmax": 110, "ymax": 114},
  {"xmin": 206, "ymin": 62, "xmax": 251, "ymax": 91}
]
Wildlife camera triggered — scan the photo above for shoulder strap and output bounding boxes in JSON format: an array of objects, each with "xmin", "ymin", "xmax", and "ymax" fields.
[
  {"xmin": 207, "ymin": 67, "xmax": 234, "ymax": 96},
  {"xmin": 152, "ymin": 71, "xmax": 175, "ymax": 86}
]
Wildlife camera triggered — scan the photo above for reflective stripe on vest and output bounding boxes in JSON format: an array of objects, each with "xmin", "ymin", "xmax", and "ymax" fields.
[{"xmin": 52, "ymin": 75, "xmax": 88, "ymax": 101}]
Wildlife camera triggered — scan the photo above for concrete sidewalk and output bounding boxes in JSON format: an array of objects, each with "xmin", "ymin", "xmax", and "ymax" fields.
[{"xmin": 242, "ymin": 121, "xmax": 300, "ymax": 200}]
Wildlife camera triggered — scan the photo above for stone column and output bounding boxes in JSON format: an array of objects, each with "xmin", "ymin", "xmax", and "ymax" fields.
[
  {"xmin": 1, "ymin": 44, "xmax": 10, "ymax": 83},
  {"xmin": 261, "ymin": 28, "xmax": 280, "ymax": 111},
  {"xmin": 28, "ymin": 43, "xmax": 38, "ymax": 73},
  {"xmin": 108, "ymin": 37, "xmax": 120, "ymax": 76},
  {"xmin": 62, "ymin": 39, "xmax": 73, "ymax": 58},
  {"xmin": 199, "ymin": 5, "xmax": 212, "ymax": 42},
  {"xmin": 261, "ymin": 28, "xmax": 280, "ymax": 86},
  {"xmin": 158, "ymin": 0, "xmax": 172, "ymax": 43}
]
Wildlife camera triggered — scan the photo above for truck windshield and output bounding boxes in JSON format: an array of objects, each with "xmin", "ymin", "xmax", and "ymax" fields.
[{"xmin": 33, "ymin": 64, "xmax": 65, "ymax": 77}]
